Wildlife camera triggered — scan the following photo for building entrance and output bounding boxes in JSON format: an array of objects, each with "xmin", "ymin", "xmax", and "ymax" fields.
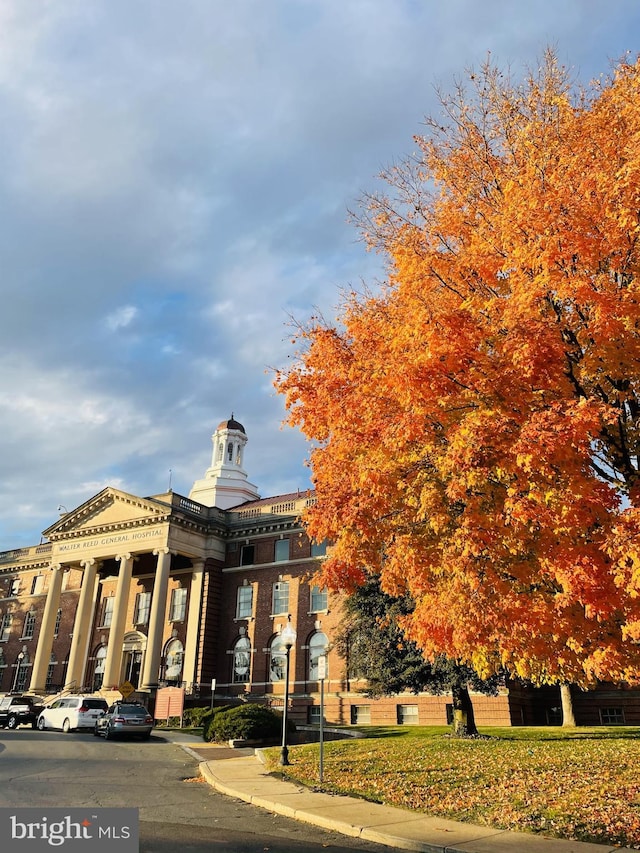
[
  {"xmin": 121, "ymin": 632, "xmax": 146, "ymax": 689},
  {"xmin": 123, "ymin": 650, "xmax": 142, "ymax": 687}
]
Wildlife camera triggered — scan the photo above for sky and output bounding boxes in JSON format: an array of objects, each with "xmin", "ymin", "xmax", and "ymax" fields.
[{"xmin": 1, "ymin": 0, "xmax": 639, "ymax": 549}]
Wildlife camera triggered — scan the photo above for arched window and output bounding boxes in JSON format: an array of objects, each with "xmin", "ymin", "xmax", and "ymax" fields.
[
  {"xmin": 232, "ymin": 636, "xmax": 251, "ymax": 684},
  {"xmin": 309, "ymin": 632, "xmax": 329, "ymax": 681},
  {"xmin": 269, "ymin": 635, "xmax": 287, "ymax": 682},
  {"xmin": 165, "ymin": 639, "xmax": 184, "ymax": 683},
  {"xmin": 217, "ymin": 441, "xmax": 224, "ymax": 461},
  {"xmin": 227, "ymin": 441, "xmax": 233, "ymax": 462},
  {"xmin": 93, "ymin": 645, "xmax": 107, "ymax": 692}
]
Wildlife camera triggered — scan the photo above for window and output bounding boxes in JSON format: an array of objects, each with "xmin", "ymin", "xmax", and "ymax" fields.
[
  {"xmin": 169, "ymin": 587, "xmax": 187, "ymax": 622},
  {"xmin": 100, "ymin": 597, "xmax": 114, "ymax": 628},
  {"xmin": 307, "ymin": 706, "xmax": 323, "ymax": 725},
  {"xmin": 240, "ymin": 545, "xmax": 255, "ymax": 566},
  {"xmin": 236, "ymin": 585, "xmax": 253, "ymax": 620},
  {"xmin": 274, "ymin": 539, "xmax": 289, "ymax": 562},
  {"xmin": 54, "ymin": 608, "xmax": 62, "ymax": 638},
  {"xmin": 232, "ymin": 636, "xmax": 251, "ymax": 683},
  {"xmin": 22, "ymin": 611, "xmax": 36, "ymax": 640},
  {"xmin": 93, "ymin": 646, "xmax": 107, "ymax": 692},
  {"xmin": 272, "ymin": 582, "xmax": 289, "ymax": 615},
  {"xmin": 164, "ymin": 639, "xmax": 184, "ymax": 683},
  {"xmin": 600, "ymin": 707, "xmax": 625, "ymax": 725},
  {"xmin": 227, "ymin": 441, "xmax": 233, "ymax": 462},
  {"xmin": 46, "ymin": 655, "xmax": 56, "ymax": 690},
  {"xmin": 310, "ymin": 585, "xmax": 328, "ymax": 612},
  {"xmin": 309, "ymin": 632, "xmax": 329, "ymax": 681},
  {"xmin": 269, "ymin": 635, "xmax": 287, "ymax": 682},
  {"xmin": 0, "ymin": 613, "xmax": 12, "ymax": 642},
  {"xmin": 350, "ymin": 705, "xmax": 371, "ymax": 725},
  {"xmin": 134, "ymin": 592, "xmax": 151, "ymax": 626},
  {"xmin": 9, "ymin": 579, "xmax": 20, "ymax": 597},
  {"xmin": 397, "ymin": 704, "xmax": 419, "ymax": 725},
  {"xmin": 311, "ymin": 540, "xmax": 328, "ymax": 557},
  {"xmin": 30, "ymin": 575, "xmax": 44, "ymax": 595},
  {"xmin": 546, "ymin": 705, "xmax": 562, "ymax": 726}
]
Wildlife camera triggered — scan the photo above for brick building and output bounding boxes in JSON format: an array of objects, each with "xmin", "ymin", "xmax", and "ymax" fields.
[{"xmin": 0, "ymin": 417, "xmax": 638, "ymax": 727}]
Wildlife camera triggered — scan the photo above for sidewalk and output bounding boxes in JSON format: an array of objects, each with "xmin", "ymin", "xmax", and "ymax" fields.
[{"xmin": 176, "ymin": 741, "xmax": 634, "ymax": 853}]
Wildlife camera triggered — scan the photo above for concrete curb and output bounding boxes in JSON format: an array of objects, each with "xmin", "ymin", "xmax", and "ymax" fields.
[{"xmin": 197, "ymin": 752, "xmax": 632, "ymax": 853}]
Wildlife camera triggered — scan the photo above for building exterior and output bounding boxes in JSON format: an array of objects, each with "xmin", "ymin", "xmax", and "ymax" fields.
[{"xmin": 1, "ymin": 418, "xmax": 638, "ymax": 727}]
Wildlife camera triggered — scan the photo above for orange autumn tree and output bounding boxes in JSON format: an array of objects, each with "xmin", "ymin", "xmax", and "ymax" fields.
[{"xmin": 276, "ymin": 51, "xmax": 640, "ymax": 726}]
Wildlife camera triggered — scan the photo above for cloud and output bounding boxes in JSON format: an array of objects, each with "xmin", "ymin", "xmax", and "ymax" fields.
[
  {"xmin": 0, "ymin": 0, "xmax": 639, "ymax": 546},
  {"xmin": 105, "ymin": 305, "xmax": 138, "ymax": 332}
]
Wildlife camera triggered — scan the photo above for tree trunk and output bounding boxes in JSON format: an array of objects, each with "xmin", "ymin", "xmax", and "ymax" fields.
[
  {"xmin": 451, "ymin": 682, "xmax": 479, "ymax": 737},
  {"xmin": 560, "ymin": 683, "xmax": 576, "ymax": 727}
]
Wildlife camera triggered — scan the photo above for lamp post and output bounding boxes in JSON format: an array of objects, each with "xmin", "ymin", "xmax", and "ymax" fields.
[
  {"xmin": 279, "ymin": 619, "xmax": 297, "ymax": 766},
  {"xmin": 12, "ymin": 649, "xmax": 25, "ymax": 693}
]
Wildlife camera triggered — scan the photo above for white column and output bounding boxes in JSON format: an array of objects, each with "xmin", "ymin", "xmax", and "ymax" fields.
[
  {"xmin": 102, "ymin": 553, "xmax": 134, "ymax": 689},
  {"xmin": 140, "ymin": 548, "xmax": 172, "ymax": 690},
  {"xmin": 29, "ymin": 564, "xmax": 65, "ymax": 693},
  {"xmin": 181, "ymin": 561, "xmax": 204, "ymax": 692},
  {"xmin": 65, "ymin": 559, "xmax": 100, "ymax": 690}
]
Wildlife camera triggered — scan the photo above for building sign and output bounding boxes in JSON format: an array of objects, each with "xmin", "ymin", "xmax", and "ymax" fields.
[
  {"xmin": 154, "ymin": 687, "xmax": 185, "ymax": 722},
  {"xmin": 55, "ymin": 528, "xmax": 164, "ymax": 557}
]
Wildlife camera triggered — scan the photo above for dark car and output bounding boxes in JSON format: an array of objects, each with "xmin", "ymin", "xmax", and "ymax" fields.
[
  {"xmin": 94, "ymin": 701, "xmax": 153, "ymax": 740},
  {"xmin": 0, "ymin": 694, "xmax": 44, "ymax": 729}
]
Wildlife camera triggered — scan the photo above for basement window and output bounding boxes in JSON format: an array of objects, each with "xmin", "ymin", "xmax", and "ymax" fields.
[
  {"xmin": 397, "ymin": 704, "xmax": 419, "ymax": 725},
  {"xmin": 599, "ymin": 707, "xmax": 625, "ymax": 725}
]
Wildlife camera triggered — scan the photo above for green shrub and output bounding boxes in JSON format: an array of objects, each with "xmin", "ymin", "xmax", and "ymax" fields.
[
  {"xmin": 201, "ymin": 705, "xmax": 232, "ymax": 742},
  {"xmin": 183, "ymin": 706, "xmax": 210, "ymax": 728},
  {"xmin": 153, "ymin": 707, "xmax": 210, "ymax": 729},
  {"xmin": 155, "ymin": 715, "xmax": 181, "ymax": 728},
  {"xmin": 204, "ymin": 704, "xmax": 285, "ymax": 743}
]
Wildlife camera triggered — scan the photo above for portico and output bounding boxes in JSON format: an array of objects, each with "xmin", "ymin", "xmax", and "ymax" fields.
[{"xmin": 26, "ymin": 487, "xmax": 224, "ymax": 696}]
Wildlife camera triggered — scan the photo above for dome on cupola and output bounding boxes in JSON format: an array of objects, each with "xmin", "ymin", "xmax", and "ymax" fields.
[
  {"xmin": 217, "ymin": 415, "xmax": 245, "ymax": 433},
  {"xmin": 188, "ymin": 415, "xmax": 259, "ymax": 509}
]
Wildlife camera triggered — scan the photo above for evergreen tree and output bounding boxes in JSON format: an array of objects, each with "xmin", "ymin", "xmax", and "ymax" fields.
[{"xmin": 336, "ymin": 576, "xmax": 500, "ymax": 736}]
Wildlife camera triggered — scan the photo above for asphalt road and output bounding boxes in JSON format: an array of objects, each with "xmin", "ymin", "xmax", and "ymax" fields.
[{"xmin": 0, "ymin": 727, "xmax": 390, "ymax": 853}]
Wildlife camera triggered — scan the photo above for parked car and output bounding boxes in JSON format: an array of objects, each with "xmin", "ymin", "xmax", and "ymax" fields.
[
  {"xmin": 0, "ymin": 694, "xmax": 44, "ymax": 729},
  {"xmin": 94, "ymin": 701, "xmax": 154, "ymax": 740},
  {"xmin": 37, "ymin": 695, "xmax": 109, "ymax": 732}
]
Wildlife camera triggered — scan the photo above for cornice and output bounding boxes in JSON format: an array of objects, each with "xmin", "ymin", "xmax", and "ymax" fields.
[
  {"xmin": 50, "ymin": 513, "xmax": 172, "ymax": 542},
  {"xmin": 225, "ymin": 518, "xmax": 304, "ymax": 540}
]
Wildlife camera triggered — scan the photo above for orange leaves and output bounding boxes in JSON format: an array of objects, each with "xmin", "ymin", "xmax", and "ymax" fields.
[{"xmin": 276, "ymin": 50, "xmax": 640, "ymax": 689}]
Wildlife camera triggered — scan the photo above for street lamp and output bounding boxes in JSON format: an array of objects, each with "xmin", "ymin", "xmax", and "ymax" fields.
[
  {"xmin": 279, "ymin": 618, "xmax": 297, "ymax": 766},
  {"xmin": 12, "ymin": 649, "xmax": 25, "ymax": 693}
]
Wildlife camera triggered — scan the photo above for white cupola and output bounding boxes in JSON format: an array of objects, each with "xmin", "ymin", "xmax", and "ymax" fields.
[{"xmin": 188, "ymin": 416, "xmax": 260, "ymax": 509}]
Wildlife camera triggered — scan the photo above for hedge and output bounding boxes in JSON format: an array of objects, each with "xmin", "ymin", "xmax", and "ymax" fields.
[{"xmin": 202, "ymin": 704, "xmax": 286, "ymax": 743}]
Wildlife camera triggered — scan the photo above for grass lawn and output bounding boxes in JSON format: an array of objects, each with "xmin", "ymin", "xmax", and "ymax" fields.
[{"xmin": 262, "ymin": 726, "xmax": 640, "ymax": 848}]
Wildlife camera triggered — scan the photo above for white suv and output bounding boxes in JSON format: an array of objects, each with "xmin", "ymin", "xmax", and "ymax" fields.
[{"xmin": 37, "ymin": 695, "xmax": 108, "ymax": 732}]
